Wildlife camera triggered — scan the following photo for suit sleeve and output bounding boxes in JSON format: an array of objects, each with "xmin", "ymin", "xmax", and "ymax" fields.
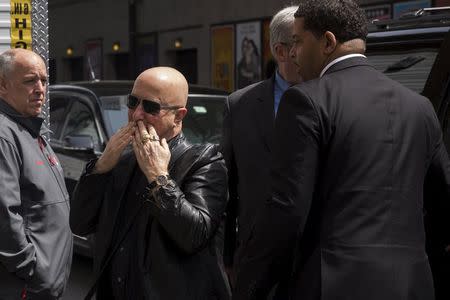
[
  {"xmin": 233, "ymin": 87, "xmax": 322, "ymax": 299},
  {"xmin": 0, "ymin": 138, "xmax": 36, "ymax": 281},
  {"xmin": 220, "ymin": 96, "xmax": 238, "ymax": 267}
]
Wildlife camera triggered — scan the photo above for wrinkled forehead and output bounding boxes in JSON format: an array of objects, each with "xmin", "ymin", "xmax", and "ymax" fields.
[
  {"xmin": 131, "ymin": 78, "xmax": 163, "ymax": 102},
  {"xmin": 13, "ymin": 53, "xmax": 47, "ymax": 75}
]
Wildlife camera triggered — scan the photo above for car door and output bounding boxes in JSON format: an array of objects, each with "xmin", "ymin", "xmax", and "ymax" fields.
[
  {"xmin": 422, "ymin": 29, "xmax": 450, "ymax": 300},
  {"xmin": 49, "ymin": 89, "xmax": 104, "ymax": 196}
]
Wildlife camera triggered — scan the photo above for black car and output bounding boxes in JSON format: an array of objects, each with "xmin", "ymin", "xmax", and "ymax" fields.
[
  {"xmin": 366, "ymin": 7, "xmax": 450, "ymax": 138},
  {"xmin": 48, "ymin": 81, "xmax": 227, "ymax": 257}
]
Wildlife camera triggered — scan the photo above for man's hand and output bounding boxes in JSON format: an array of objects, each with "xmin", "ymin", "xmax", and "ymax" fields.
[
  {"xmin": 94, "ymin": 122, "xmax": 134, "ymax": 174},
  {"xmin": 132, "ymin": 121, "xmax": 171, "ymax": 182}
]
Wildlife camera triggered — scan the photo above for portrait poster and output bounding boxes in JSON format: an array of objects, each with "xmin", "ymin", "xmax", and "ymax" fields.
[
  {"xmin": 211, "ymin": 25, "xmax": 234, "ymax": 92},
  {"xmin": 235, "ymin": 21, "xmax": 262, "ymax": 89}
]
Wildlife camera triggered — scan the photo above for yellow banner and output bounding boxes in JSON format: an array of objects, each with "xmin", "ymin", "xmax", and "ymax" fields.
[
  {"xmin": 211, "ymin": 25, "xmax": 234, "ymax": 92},
  {"xmin": 10, "ymin": 0, "xmax": 32, "ymax": 49}
]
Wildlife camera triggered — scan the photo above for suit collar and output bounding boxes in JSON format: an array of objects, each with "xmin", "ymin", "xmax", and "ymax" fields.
[
  {"xmin": 322, "ymin": 56, "xmax": 373, "ymax": 77},
  {"xmin": 256, "ymin": 75, "xmax": 275, "ymax": 152},
  {"xmin": 256, "ymin": 75, "xmax": 275, "ymax": 103}
]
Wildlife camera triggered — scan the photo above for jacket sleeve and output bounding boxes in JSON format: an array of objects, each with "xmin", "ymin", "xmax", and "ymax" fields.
[
  {"xmin": 220, "ymin": 96, "xmax": 238, "ymax": 267},
  {"xmin": 70, "ymin": 159, "xmax": 110, "ymax": 235},
  {"xmin": 0, "ymin": 138, "xmax": 36, "ymax": 281},
  {"xmin": 233, "ymin": 87, "xmax": 322, "ymax": 299},
  {"xmin": 144, "ymin": 145, "xmax": 229, "ymax": 254}
]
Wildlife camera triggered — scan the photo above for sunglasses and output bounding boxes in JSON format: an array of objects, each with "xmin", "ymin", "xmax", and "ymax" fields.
[{"xmin": 127, "ymin": 94, "xmax": 183, "ymax": 115}]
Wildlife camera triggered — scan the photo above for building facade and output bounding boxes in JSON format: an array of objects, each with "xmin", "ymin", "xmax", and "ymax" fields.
[{"xmin": 49, "ymin": 0, "xmax": 450, "ymax": 90}]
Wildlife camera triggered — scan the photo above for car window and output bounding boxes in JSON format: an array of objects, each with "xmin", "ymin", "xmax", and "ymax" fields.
[
  {"xmin": 100, "ymin": 95, "xmax": 129, "ymax": 136},
  {"xmin": 183, "ymin": 96, "xmax": 225, "ymax": 144},
  {"xmin": 62, "ymin": 100, "xmax": 101, "ymax": 150},
  {"xmin": 49, "ymin": 96, "xmax": 69, "ymax": 140},
  {"xmin": 366, "ymin": 49, "xmax": 438, "ymax": 94}
]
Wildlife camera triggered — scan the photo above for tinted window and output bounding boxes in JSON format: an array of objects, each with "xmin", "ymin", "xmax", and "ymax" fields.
[
  {"xmin": 183, "ymin": 96, "xmax": 225, "ymax": 144},
  {"xmin": 100, "ymin": 95, "xmax": 129, "ymax": 136},
  {"xmin": 62, "ymin": 101, "xmax": 100, "ymax": 149},
  {"xmin": 366, "ymin": 49, "xmax": 438, "ymax": 93},
  {"xmin": 49, "ymin": 96, "xmax": 69, "ymax": 140}
]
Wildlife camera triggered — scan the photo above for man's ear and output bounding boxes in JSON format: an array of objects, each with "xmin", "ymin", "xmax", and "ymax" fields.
[
  {"xmin": 174, "ymin": 108, "xmax": 188, "ymax": 124},
  {"xmin": 0, "ymin": 76, "xmax": 8, "ymax": 94},
  {"xmin": 322, "ymin": 31, "xmax": 337, "ymax": 55},
  {"xmin": 274, "ymin": 43, "xmax": 288, "ymax": 62}
]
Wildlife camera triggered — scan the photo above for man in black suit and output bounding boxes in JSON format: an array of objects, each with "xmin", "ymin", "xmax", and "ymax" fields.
[
  {"xmin": 221, "ymin": 6, "xmax": 302, "ymax": 290},
  {"xmin": 233, "ymin": 1, "xmax": 450, "ymax": 299}
]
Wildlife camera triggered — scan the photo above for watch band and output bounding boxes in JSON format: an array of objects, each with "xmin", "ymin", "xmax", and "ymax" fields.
[{"xmin": 147, "ymin": 174, "xmax": 170, "ymax": 191}]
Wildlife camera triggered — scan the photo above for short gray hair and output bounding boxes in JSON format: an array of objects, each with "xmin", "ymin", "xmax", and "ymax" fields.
[
  {"xmin": 270, "ymin": 6, "xmax": 298, "ymax": 57},
  {"xmin": 0, "ymin": 51, "xmax": 16, "ymax": 78}
]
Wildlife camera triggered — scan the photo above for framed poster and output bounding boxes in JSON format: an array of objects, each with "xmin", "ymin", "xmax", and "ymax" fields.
[
  {"xmin": 393, "ymin": 0, "xmax": 431, "ymax": 18},
  {"xmin": 235, "ymin": 21, "xmax": 262, "ymax": 89},
  {"xmin": 136, "ymin": 33, "xmax": 158, "ymax": 76},
  {"xmin": 85, "ymin": 39, "xmax": 103, "ymax": 80},
  {"xmin": 211, "ymin": 24, "xmax": 234, "ymax": 92},
  {"xmin": 363, "ymin": 4, "xmax": 392, "ymax": 21}
]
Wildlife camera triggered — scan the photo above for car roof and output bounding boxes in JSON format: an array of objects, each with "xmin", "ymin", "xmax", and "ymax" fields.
[
  {"xmin": 54, "ymin": 80, "xmax": 228, "ymax": 97},
  {"xmin": 366, "ymin": 8, "xmax": 450, "ymax": 48},
  {"xmin": 368, "ymin": 7, "xmax": 450, "ymax": 35}
]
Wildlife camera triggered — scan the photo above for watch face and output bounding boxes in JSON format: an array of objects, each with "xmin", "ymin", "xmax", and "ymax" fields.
[{"xmin": 156, "ymin": 175, "xmax": 169, "ymax": 186}]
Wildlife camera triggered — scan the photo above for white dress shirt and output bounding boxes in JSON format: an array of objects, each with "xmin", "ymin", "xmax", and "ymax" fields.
[{"xmin": 320, "ymin": 54, "xmax": 367, "ymax": 78}]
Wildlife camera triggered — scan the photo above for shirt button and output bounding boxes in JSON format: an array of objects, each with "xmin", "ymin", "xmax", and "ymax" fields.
[
  {"xmin": 136, "ymin": 191, "xmax": 140, "ymax": 196},
  {"xmin": 117, "ymin": 277, "xmax": 122, "ymax": 283},
  {"xmin": 119, "ymin": 247, "xmax": 124, "ymax": 252}
]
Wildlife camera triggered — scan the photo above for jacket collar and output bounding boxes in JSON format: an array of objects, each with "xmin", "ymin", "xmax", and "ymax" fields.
[
  {"xmin": 0, "ymin": 98, "xmax": 45, "ymax": 138},
  {"xmin": 256, "ymin": 75, "xmax": 276, "ymax": 152},
  {"xmin": 322, "ymin": 56, "xmax": 373, "ymax": 77},
  {"xmin": 168, "ymin": 132, "xmax": 186, "ymax": 151}
]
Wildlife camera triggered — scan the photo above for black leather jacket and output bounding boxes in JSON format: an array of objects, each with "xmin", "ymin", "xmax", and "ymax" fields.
[{"xmin": 70, "ymin": 133, "xmax": 231, "ymax": 299}]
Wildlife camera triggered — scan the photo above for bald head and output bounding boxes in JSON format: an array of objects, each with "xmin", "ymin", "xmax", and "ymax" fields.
[
  {"xmin": 128, "ymin": 67, "xmax": 189, "ymax": 141},
  {"xmin": 133, "ymin": 67, "xmax": 188, "ymax": 107},
  {"xmin": 0, "ymin": 49, "xmax": 45, "ymax": 79}
]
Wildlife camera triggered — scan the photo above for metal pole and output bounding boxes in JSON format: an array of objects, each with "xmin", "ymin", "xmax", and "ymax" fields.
[{"xmin": 31, "ymin": 0, "xmax": 49, "ymax": 138}]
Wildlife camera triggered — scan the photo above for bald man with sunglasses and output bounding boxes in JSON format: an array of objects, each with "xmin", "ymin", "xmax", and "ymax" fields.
[{"xmin": 71, "ymin": 67, "xmax": 231, "ymax": 300}]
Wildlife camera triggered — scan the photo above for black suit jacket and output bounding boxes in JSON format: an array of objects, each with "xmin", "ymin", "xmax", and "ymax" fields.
[
  {"xmin": 221, "ymin": 77, "xmax": 275, "ymax": 268},
  {"xmin": 234, "ymin": 57, "xmax": 450, "ymax": 300}
]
